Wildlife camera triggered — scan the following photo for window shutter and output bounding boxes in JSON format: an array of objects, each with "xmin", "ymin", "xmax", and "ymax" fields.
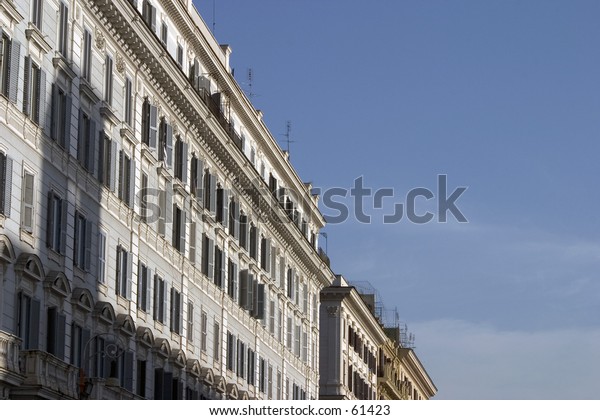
[
  {"xmin": 63, "ymin": 94, "xmax": 72, "ymax": 151},
  {"xmin": 3, "ymin": 157, "xmax": 12, "ymax": 217},
  {"xmin": 231, "ymin": 261, "xmax": 238, "ymax": 302},
  {"xmin": 51, "ymin": 84, "xmax": 58, "ymax": 140},
  {"xmin": 146, "ymin": 267, "xmax": 152, "ymax": 313},
  {"xmin": 109, "ymin": 140, "xmax": 117, "ymax": 192},
  {"xmin": 165, "ymin": 124, "xmax": 173, "ymax": 167},
  {"xmin": 255, "ymin": 283, "xmax": 265, "ymax": 319},
  {"xmin": 21, "ymin": 172, "xmax": 34, "ymax": 231},
  {"xmin": 192, "ymin": 58, "xmax": 200, "ymax": 89},
  {"xmin": 29, "ymin": 298, "xmax": 41, "ymax": 350},
  {"xmin": 222, "ymin": 189, "xmax": 229, "ymax": 230},
  {"xmin": 38, "ymin": 69, "xmax": 47, "ymax": 130},
  {"xmin": 162, "ymin": 280, "xmax": 168, "ymax": 325},
  {"xmin": 195, "ymin": 159, "xmax": 204, "ymax": 205},
  {"xmin": 23, "ymin": 56, "xmax": 31, "ymax": 115},
  {"xmin": 88, "ymin": 119, "xmax": 96, "ymax": 175},
  {"xmin": 153, "ymin": 275, "xmax": 159, "ymax": 318},
  {"xmin": 165, "ymin": 181, "xmax": 172, "ymax": 235},
  {"xmin": 77, "ymin": 109, "xmax": 84, "ymax": 164},
  {"xmin": 189, "ymin": 221, "xmax": 196, "ymax": 264},
  {"xmin": 59, "ymin": 199, "xmax": 68, "ymax": 255},
  {"xmin": 180, "ymin": 210, "xmax": 186, "ymax": 254},
  {"xmin": 8, "ymin": 40, "xmax": 20, "ymax": 103},
  {"xmin": 128, "ymin": 156, "xmax": 136, "ymax": 207},
  {"xmin": 149, "ymin": 104, "xmax": 158, "ymax": 149},
  {"xmin": 209, "ymin": 174, "xmax": 216, "ymax": 214},
  {"xmin": 264, "ymin": 239, "xmax": 271, "ymax": 273},
  {"xmin": 124, "ymin": 351, "xmax": 134, "ymax": 392},
  {"xmin": 150, "ymin": 3, "xmax": 157, "ymax": 32},
  {"xmin": 158, "ymin": 188, "xmax": 166, "ymax": 235},
  {"xmin": 126, "ymin": 251, "xmax": 132, "ymax": 299},
  {"xmin": 207, "ymin": 238, "xmax": 214, "ymax": 280},
  {"xmin": 57, "ymin": 313, "xmax": 66, "ymax": 360},
  {"xmin": 239, "ymin": 270, "xmax": 248, "ymax": 308},
  {"xmin": 247, "ymin": 275, "xmax": 255, "ymax": 313},
  {"xmin": 118, "ymin": 150, "xmax": 124, "ymax": 199},
  {"xmin": 169, "ymin": 288, "xmax": 175, "ymax": 331},
  {"xmin": 181, "ymin": 141, "xmax": 188, "ymax": 184},
  {"xmin": 137, "ymin": 262, "xmax": 144, "ymax": 310},
  {"xmin": 84, "ymin": 219, "xmax": 92, "ymax": 270}
]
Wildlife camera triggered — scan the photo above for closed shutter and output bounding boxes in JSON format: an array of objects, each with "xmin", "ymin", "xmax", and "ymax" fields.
[
  {"xmin": 255, "ymin": 283, "xmax": 265, "ymax": 319},
  {"xmin": 23, "ymin": 56, "xmax": 31, "ymax": 115},
  {"xmin": 50, "ymin": 84, "xmax": 58, "ymax": 140},
  {"xmin": 239, "ymin": 270, "xmax": 248, "ymax": 308},
  {"xmin": 189, "ymin": 221, "xmax": 196, "ymax": 264},
  {"xmin": 2, "ymin": 156, "xmax": 12, "ymax": 217},
  {"xmin": 63, "ymin": 94, "xmax": 72, "ymax": 150},
  {"xmin": 126, "ymin": 250, "xmax": 132, "ymax": 299},
  {"xmin": 85, "ymin": 219, "xmax": 93, "ymax": 271},
  {"xmin": 165, "ymin": 123, "xmax": 173, "ymax": 167},
  {"xmin": 207, "ymin": 238, "xmax": 214, "ymax": 280},
  {"xmin": 181, "ymin": 141, "xmax": 188, "ymax": 184},
  {"xmin": 38, "ymin": 69, "xmax": 46, "ymax": 129},
  {"xmin": 21, "ymin": 171, "xmax": 34, "ymax": 231},
  {"xmin": 128, "ymin": 156, "xmax": 136, "ymax": 207},
  {"xmin": 209, "ymin": 174, "xmax": 216, "ymax": 214},
  {"xmin": 59, "ymin": 199, "xmax": 68, "ymax": 255},
  {"xmin": 165, "ymin": 181, "xmax": 172, "ymax": 236},
  {"xmin": 149, "ymin": 104, "xmax": 158, "ymax": 149},
  {"xmin": 8, "ymin": 40, "xmax": 20, "ymax": 103},
  {"xmin": 180, "ymin": 210, "xmax": 186, "ymax": 255},
  {"xmin": 88, "ymin": 120, "xmax": 96, "ymax": 174},
  {"xmin": 29, "ymin": 298, "xmax": 41, "ymax": 350},
  {"xmin": 221, "ymin": 189, "xmax": 229, "ymax": 230},
  {"xmin": 109, "ymin": 140, "xmax": 117, "ymax": 192}
]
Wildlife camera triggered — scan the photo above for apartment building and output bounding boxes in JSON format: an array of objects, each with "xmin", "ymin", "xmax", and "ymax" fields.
[{"xmin": 0, "ymin": 0, "xmax": 331, "ymax": 399}]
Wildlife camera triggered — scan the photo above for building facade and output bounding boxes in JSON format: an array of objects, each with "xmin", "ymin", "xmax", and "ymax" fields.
[
  {"xmin": 0, "ymin": 0, "xmax": 332, "ymax": 399},
  {"xmin": 319, "ymin": 277, "xmax": 437, "ymax": 400}
]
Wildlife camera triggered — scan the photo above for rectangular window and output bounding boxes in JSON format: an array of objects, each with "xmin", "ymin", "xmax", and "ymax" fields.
[
  {"xmin": 247, "ymin": 348, "xmax": 255, "ymax": 386},
  {"xmin": 172, "ymin": 204, "xmax": 186, "ymax": 253},
  {"xmin": 115, "ymin": 245, "xmax": 129, "ymax": 298},
  {"xmin": 239, "ymin": 213, "xmax": 248, "ymax": 249},
  {"xmin": 137, "ymin": 262, "xmax": 149, "ymax": 312},
  {"xmin": 277, "ymin": 308, "xmax": 283, "ymax": 343},
  {"xmin": 141, "ymin": 98, "xmax": 158, "ymax": 148},
  {"xmin": 140, "ymin": 172, "xmax": 149, "ymax": 223},
  {"xmin": 236, "ymin": 340, "xmax": 246, "ymax": 379},
  {"xmin": 158, "ymin": 119, "xmax": 173, "ymax": 167},
  {"xmin": 57, "ymin": 2, "xmax": 69, "ymax": 56},
  {"xmin": 46, "ymin": 191, "xmax": 66, "ymax": 253},
  {"xmin": 77, "ymin": 111, "xmax": 91, "ymax": 170},
  {"xmin": 269, "ymin": 300, "xmax": 275, "ymax": 335},
  {"xmin": 174, "ymin": 138, "xmax": 188, "ymax": 183},
  {"xmin": 51, "ymin": 84, "xmax": 71, "ymax": 149},
  {"xmin": 82, "ymin": 29, "xmax": 92, "ymax": 81},
  {"xmin": 73, "ymin": 211, "xmax": 91, "ymax": 270},
  {"xmin": 97, "ymin": 231, "xmax": 106, "ymax": 284},
  {"xmin": 160, "ymin": 22, "xmax": 167, "ymax": 45},
  {"xmin": 142, "ymin": 0, "xmax": 156, "ymax": 32},
  {"xmin": 302, "ymin": 329, "xmax": 308, "ymax": 363},
  {"xmin": 259, "ymin": 357, "xmax": 266, "ymax": 393},
  {"xmin": 21, "ymin": 171, "xmax": 34, "ymax": 233},
  {"xmin": 32, "ymin": 0, "xmax": 43, "ymax": 30},
  {"xmin": 201, "ymin": 234, "xmax": 214, "ymax": 280},
  {"xmin": 295, "ymin": 324, "xmax": 301, "ymax": 357},
  {"xmin": 176, "ymin": 43, "xmax": 183, "ymax": 68},
  {"xmin": 70, "ymin": 323, "xmax": 90, "ymax": 369},
  {"xmin": 187, "ymin": 302, "xmax": 194, "ymax": 341},
  {"xmin": 213, "ymin": 321, "xmax": 220, "ymax": 361},
  {"xmin": 118, "ymin": 151, "xmax": 133, "ymax": 206},
  {"xmin": 98, "ymin": 134, "xmax": 115, "ymax": 189},
  {"xmin": 170, "ymin": 287, "xmax": 182, "ymax": 334},
  {"xmin": 276, "ymin": 370, "xmax": 282, "ymax": 400},
  {"xmin": 47, "ymin": 307, "xmax": 66, "ymax": 360},
  {"xmin": 200, "ymin": 310, "xmax": 207, "ymax": 352},
  {"xmin": 286, "ymin": 316, "xmax": 292, "ymax": 350},
  {"xmin": 227, "ymin": 259, "xmax": 237, "ymax": 302},
  {"xmin": 17, "ymin": 292, "xmax": 40, "ymax": 350},
  {"xmin": 153, "ymin": 275, "xmax": 166, "ymax": 323},
  {"xmin": 137, "ymin": 360, "xmax": 146, "ymax": 398},
  {"xmin": 268, "ymin": 364, "xmax": 273, "ymax": 399},
  {"xmin": 23, "ymin": 57, "xmax": 44, "ymax": 124},
  {"xmin": 104, "ymin": 55, "xmax": 113, "ymax": 106},
  {"xmin": 249, "ymin": 225, "xmax": 257, "ymax": 259},
  {"xmin": 124, "ymin": 77, "xmax": 133, "ymax": 126},
  {"xmin": 226, "ymin": 331, "xmax": 235, "ymax": 371}
]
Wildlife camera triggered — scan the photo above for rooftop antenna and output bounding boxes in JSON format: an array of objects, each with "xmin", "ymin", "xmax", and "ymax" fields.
[
  {"xmin": 247, "ymin": 68, "xmax": 254, "ymax": 98},
  {"xmin": 283, "ymin": 120, "xmax": 295, "ymax": 157},
  {"xmin": 212, "ymin": 0, "xmax": 216, "ymax": 33}
]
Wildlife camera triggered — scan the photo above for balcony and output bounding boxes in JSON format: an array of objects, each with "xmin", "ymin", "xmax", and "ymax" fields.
[
  {"xmin": 16, "ymin": 350, "xmax": 78, "ymax": 399},
  {"xmin": 85, "ymin": 378, "xmax": 143, "ymax": 400},
  {"xmin": 0, "ymin": 331, "xmax": 23, "ymax": 389}
]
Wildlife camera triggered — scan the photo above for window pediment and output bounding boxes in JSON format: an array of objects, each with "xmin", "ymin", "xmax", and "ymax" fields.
[
  {"xmin": 213, "ymin": 375, "xmax": 226, "ymax": 393},
  {"xmin": 15, "ymin": 253, "xmax": 44, "ymax": 281},
  {"xmin": 186, "ymin": 359, "xmax": 201, "ymax": 378},
  {"xmin": 171, "ymin": 349, "xmax": 186, "ymax": 369},
  {"xmin": 136, "ymin": 327, "xmax": 155, "ymax": 348},
  {"xmin": 44, "ymin": 271, "xmax": 71, "ymax": 298},
  {"xmin": 226, "ymin": 383, "xmax": 238, "ymax": 400},
  {"xmin": 0, "ymin": 234, "xmax": 15, "ymax": 264},
  {"xmin": 200, "ymin": 367, "xmax": 214, "ymax": 386},
  {"xmin": 115, "ymin": 314, "xmax": 136, "ymax": 337},
  {"xmin": 93, "ymin": 301, "xmax": 116, "ymax": 325},
  {"xmin": 154, "ymin": 338, "xmax": 171, "ymax": 359},
  {"xmin": 71, "ymin": 288, "xmax": 94, "ymax": 312}
]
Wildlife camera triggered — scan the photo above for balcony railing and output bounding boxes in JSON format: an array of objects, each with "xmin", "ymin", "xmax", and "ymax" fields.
[
  {"xmin": 20, "ymin": 350, "xmax": 79, "ymax": 399},
  {"xmin": 0, "ymin": 331, "xmax": 21, "ymax": 378}
]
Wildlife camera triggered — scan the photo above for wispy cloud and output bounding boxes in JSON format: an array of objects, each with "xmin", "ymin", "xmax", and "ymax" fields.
[{"xmin": 411, "ymin": 319, "xmax": 600, "ymax": 399}]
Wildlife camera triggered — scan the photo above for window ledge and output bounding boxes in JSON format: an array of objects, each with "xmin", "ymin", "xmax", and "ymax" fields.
[
  {"xmin": 120, "ymin": 125, "xmax": 137, "ymax": 147},
  {"xmin": 0, "ymin": 0, "xmax": 24, "ymax": 25},
  {"xmin": 141, "ymin": 144, "xmax": 158, "ymax": 165},
  {"xmin": 52, "ymin": 55, "xmax": 76, "ymax": 80},
  {"xmin": 156, "ymin": 163, "xmax": 173, "ymax": 182},
  {"xmin": 19, "ymin": 229, "xmax": 35, "ymax": 249},
  {"xmin": 79, "ymin": 79, "xmax": 100, "ymax": 104},
  {"xmin": 173, "ymin": 179, "xmax": 188, "ymax": 197},
  {"xmin": 99, "ymin": 103, "xmax": 120, "ymax": 127},
  {"xmin": 25, "ymin": 23, "xmax": 52, "ymax": 55}
]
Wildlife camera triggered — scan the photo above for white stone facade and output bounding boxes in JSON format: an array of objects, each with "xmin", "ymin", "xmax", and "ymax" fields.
[{"xmin": 0, "ymin": 0, "xmax": 331, "ymax": 399}]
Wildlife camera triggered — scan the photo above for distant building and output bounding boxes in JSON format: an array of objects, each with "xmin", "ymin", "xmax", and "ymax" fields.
[{"xmin": 320, "ymin": 277, "xmax": 436, "ymax": 400}]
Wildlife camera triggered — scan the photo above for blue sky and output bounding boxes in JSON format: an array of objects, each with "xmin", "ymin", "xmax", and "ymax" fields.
[{"xmin": 194, "ymin": 0, "xmax": 600, "ymax": 399}]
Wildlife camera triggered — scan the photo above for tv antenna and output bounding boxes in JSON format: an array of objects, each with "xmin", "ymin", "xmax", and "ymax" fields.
[
  {"xmin": 247, "ymin": 68, "xmax": 255, "ymax": 98},
  {"xmin": 212, "ymin": 0, "xmax": 216, "ymax": 33},
  {"xmin": 283, "ymin": 121, "xmax": 295, "ymax": 157}
]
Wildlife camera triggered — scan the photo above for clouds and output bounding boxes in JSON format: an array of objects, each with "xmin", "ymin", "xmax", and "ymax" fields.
[{"xmin": 411, "ymin": 319, "xmax": 600, "ymax": 399}]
